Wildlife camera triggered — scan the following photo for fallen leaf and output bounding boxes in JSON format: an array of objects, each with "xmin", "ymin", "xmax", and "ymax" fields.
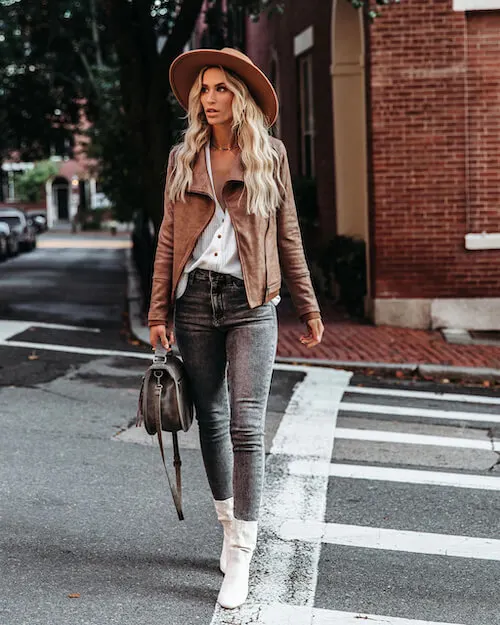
[
  {"xmin": 395, "ymin": 370, "xmax": 404, "ymax": 379},
  {"xmin": 441, "ymin": 378, "xmax": 450, "ymax": 384},
  {"xmin": 67, "ymin": 593, "xmax": 80, "ymax": 599},
  {"xmin": 483, "ymin": 380, "xmax": 491, "ymax": 388},
  {"xmin": 28, "ymin": 352, "xmax": 39, "ymax": 361}
]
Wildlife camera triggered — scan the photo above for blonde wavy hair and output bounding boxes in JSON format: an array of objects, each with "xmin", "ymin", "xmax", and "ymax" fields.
[{"xmin": 168, "ymin": 66, "xmax": 284, "ymax": 218}]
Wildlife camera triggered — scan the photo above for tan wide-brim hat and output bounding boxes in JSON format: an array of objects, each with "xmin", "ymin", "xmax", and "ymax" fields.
[{"xmin": 169, "ymin": 47, "xmax": 279, "ymax": 127}]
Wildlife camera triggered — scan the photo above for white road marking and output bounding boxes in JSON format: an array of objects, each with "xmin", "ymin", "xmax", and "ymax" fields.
[
  {"xmin": 339, "ymin": 402, "xmax": 500, "ymax": 424},
  {"xmin": 0, "ymin": 319, "xmax": 100, "ymax": 342},
  {"xmin": 257, "ymin": 604, "xmax": 465, "ymax": 625},
  {"xmin": 1, "ymin": 339, "xmax": 152, "ymax": 360},
  {"xmin": 273, "ymin": 361, "xmax": 328, "ymax": 374},
  {"xmin": 38, "ymin": 239, "xmax": 131, "ymax": 249},
  {"xmin": 0, "ymin": 335, "xmax": 347, "ymax": 374},
  {"xmin": 0, "ymin": 339, "xmax": 350, "ymax": 373},
  {"xmin": 280, "ymin": 520, "xmax": 500, "ymax": 561},
  {"xmin": 346, "ymin": 385, "xmax": 500, "ymax": 406},
  {"xmin": 290, "ymin": 461, "xmax": 500, "ymax": 491},
  {"xmin": 210, "ymin": 368, "xmax": 352, "ymax": 625},
  {"xmin": 335, "ymin": 427, "xmax": 499, "ymax": 451}
]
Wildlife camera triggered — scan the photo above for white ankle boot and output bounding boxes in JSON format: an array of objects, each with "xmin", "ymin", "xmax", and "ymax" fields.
[
  {"xmin": 217, "ymin": 519, "xmax": 258, "ymax": 609},
  {"xmin": 213, "ymin": 498, "xmax": 234, "ymax": 574}
]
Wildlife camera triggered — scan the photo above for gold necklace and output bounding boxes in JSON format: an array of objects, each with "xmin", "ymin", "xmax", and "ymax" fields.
[{"xmin": 210, "ymin": 142, "xmax": 237, "ymax": 151}]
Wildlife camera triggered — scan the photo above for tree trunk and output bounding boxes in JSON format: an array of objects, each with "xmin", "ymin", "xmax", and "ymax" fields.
[{"xmin": 105, "ymin": 0, "xmax": 204, "ymax": 229}]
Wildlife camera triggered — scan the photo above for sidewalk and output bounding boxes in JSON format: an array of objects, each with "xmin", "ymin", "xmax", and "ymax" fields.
[
  {"xmin": 276, "ymin": 297, "xmax": 500, "ymax": 376},
  {"xmin": 125, "ymin": 250, "xmax": 500, "ymax": 382}
]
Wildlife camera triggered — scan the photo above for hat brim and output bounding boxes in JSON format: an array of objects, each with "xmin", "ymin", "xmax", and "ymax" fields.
[{"xmin": 169, "ymin": 49, "xmax": 279, "ymax": 127}]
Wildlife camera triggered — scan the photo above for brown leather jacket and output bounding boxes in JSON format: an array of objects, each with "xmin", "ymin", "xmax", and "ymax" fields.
[{"xmin": 148, "ymin": 137, "xmax": 320, "ymax": 327}]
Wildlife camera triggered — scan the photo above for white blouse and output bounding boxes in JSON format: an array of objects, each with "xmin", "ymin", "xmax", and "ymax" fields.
[
  {"xmin": 176, "ymin": 143, "xmax": 280, "ymax": 306},
  {"xmin": 175, "ymin": 143, "xmax": 243, "ymax": 299}
]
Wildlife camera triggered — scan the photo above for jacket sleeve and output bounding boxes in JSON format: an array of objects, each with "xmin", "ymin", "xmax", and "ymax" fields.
[
  {"xmin": 147, "ymin": 149, "xmax": 176, "ymax": 327},
  {"xmin": 277, "ymin": 142, "xmax": 321, "ymax": 322}
]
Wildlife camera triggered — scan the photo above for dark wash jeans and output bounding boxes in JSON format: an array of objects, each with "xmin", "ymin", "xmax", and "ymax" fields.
[{"xmin": 174, "ymin": 268, "xmax": 278, "ymax": 521}]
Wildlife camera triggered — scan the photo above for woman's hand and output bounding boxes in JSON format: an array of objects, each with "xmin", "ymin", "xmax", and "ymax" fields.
[
  {"xmin": 300, "ymin": 318, "xmax": 324, "ymax": 349},
  {"xmin": 149, "ymin": 324, "xmax": 175, "ymax": 351}
]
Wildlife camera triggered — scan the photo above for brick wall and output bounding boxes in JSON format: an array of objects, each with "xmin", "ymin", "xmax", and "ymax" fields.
[{"xmin": 370, "ymin": 0, "xmax": 500, "ymax": 299}]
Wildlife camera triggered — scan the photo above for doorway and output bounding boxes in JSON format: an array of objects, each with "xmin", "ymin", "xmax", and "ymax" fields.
[{"xmin": 52, "ymin": 177, "xmax": 69, "ymax": 221}]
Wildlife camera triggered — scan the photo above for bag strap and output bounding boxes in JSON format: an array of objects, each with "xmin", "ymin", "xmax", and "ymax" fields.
[{"xmin": 154, "ymin": 373, "xmax": 184, "ymax": 521}]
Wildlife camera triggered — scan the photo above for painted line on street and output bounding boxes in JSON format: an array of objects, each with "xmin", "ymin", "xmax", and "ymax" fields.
[
  {"xmin": 280, "ymin": 520, "xmax": 500, "ymax": 561},
  {"xmin": 210, "ymin": 367, "xmax": 353, "ymax": 625},
  {"xmin": 339, "ymin": 401, "xmax": 500, "ymax": 424},
  {"xmin": 1, "ymin": 339, "xmax": 152, "ymax": 360},
  {"xmin": 335, "ymin": 427, "xmax": 499, "ymax": 451},
  {"xmin": 290, "ymin": 461, "xmax": 500, "ymax": 491},
  {"xmin": 257, "ymin": 604, "xmax": 466, "ymax": 625},
  {"xmin": 346, "ymin": 385, "xmax": 500, "ymax": 406},
  {"xmin": 0, "ymin": 339, "xmax": 339, "ymax": 375},
  {"xmin": 38, "ymin": 239, "xmax": 132, "ymax": 249},
  {"xmin": 273, "ymin": 361, "xmax": 332, "ymax": 374},
  {"xmin": 0, "ymin": 319, "xmax": 100, "ymax": 342}
]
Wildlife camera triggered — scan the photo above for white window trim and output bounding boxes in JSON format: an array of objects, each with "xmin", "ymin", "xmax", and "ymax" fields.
[
  {"xmin": 298, "ymin": 53, "xmax": 315, "ymax": 178},
  {"xmin": 465, "ymin": 233, "xmax": 500, "ymax": 250},
  {"xmin": 454, "ymin": 0, "xmax": 500, "ymax": 10},
  {"xmin": 294, "ymin": 26, "xmax": 314, "ymax": 57}
]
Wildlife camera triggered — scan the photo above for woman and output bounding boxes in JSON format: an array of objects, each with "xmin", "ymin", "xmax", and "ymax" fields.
[{"xmin": 148, "ymin": 47, "xmax": 324, "ymax": 609}]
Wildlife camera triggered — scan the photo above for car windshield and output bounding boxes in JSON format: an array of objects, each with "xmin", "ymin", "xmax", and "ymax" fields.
[{"xmin": 0, "ymin": 216, "xmax": 21, "ymax": 227}]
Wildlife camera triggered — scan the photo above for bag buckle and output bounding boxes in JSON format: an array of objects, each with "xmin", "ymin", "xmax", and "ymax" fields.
[{"xmin": 153, "ymin": 339, "xmax": 169, "ymax": 364}]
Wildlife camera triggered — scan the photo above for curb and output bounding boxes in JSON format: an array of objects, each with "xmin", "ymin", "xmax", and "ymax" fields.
[
  {"xmin": 125, "ymin": 249, "xmax": 500, "ymax": 383},
  {"xmin": 275, "ymin": 356, "xmax": 500, "ymax": 382}
]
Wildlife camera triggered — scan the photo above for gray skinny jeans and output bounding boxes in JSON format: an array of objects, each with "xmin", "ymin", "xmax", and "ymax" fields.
[{"xmin": 174, "ymin": 268, "xmax": 277, "ymax": 521}]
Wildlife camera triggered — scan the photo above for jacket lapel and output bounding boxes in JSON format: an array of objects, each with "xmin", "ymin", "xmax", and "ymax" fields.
[
  {"xmin": 188, "ymin": 143, "xmax": 245, "ymax": 198},
  {"xmin": 187, "ymin": 147, "xmax": 213, "ymax": 199}
]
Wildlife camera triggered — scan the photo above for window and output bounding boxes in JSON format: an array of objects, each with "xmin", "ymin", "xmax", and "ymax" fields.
[{"xmin": 298, "ymin": 53, "xmax": 315, "ymax": 178}]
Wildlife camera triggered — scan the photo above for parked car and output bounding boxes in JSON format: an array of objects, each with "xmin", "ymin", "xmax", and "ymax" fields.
[
  {"xmin": 0, "ymin": 207, "xmax": 37, "ymax": 251},
  {"xmin": 0, "ymin": 222, "xmax": 8, "ymax": 260},
  {"xmin": 26, "ymin": 211, "xmax": 48, "ymax": 233},
  {"xmin": 0, "ymin": 221, "xmax": 20, "ymax": 258}
]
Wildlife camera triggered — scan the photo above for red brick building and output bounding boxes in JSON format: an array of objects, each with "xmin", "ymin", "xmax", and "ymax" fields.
[{"xmin": 240, "ymin": 0, "xmax": 500, "ymax": 330}]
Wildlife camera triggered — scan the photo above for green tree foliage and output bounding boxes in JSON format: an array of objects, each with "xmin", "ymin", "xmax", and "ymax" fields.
[
  {"xmin": 350, "ymin": 0, "xmax": 401, "ymax": 19},
  {"xmin": 16, "ymin": 160, "xmax": 58, "ymax": 202},
  {"xmin": 0, "ymin": 0, "xmax": 399, "ymax": 225}
]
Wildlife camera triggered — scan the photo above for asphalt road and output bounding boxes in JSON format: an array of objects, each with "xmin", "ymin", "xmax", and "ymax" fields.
[{"xmin": 1, "ymin": 232, "xmax": 499, "ymax": 625}]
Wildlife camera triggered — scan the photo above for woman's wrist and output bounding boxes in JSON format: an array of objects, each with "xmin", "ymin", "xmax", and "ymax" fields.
[{"xmin": 300, "ymin": 311, "xmax": 322, "ymax": 323}]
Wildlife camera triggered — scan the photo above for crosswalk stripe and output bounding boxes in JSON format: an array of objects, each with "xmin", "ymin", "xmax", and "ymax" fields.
[
  {"xmin": 280, "ymin": 520, "xmax": 500, "ymax": 561},
  {"xmin": 290, "ymin": 461, "xmax": 500, "ymax": 490},
  {"xmin": 339, "ymin": 401, "xmax": 500, "ymax": 424},
  {"xmin": 346, "ymin": 385, "xmax": 500, "ymax": 406},
  {"xmin": 335, "ymin": 427, "xmax": 499, "ymax": 451},
  {"xmin": 256, "ymin": 604, "xmax": 466, "ymax": 625},
  {"xmin": 310, "ymin": 608, "xmax": 464, "ymax": 625}
]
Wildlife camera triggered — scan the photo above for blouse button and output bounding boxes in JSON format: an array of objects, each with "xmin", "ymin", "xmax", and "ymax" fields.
[
  {"xmin": 214, "ymin": 252, "xmax": 218, "ymax": 257},
  {"xmin": 217, "ymin": 234, "xmax": 222, "ymax": 239}
]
